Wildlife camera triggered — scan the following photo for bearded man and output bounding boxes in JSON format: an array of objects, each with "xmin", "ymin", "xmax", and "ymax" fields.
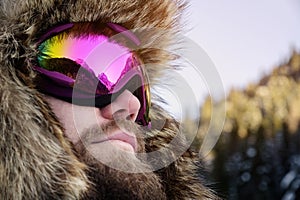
[{"xmin": 0, "ymin": 0, "xmax": 219, "ymax": 199}]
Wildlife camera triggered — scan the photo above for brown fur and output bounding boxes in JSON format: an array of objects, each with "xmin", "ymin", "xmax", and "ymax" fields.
[{"xmin": 0, "ymin": 0, "xmax": 219, "ymax": 199}]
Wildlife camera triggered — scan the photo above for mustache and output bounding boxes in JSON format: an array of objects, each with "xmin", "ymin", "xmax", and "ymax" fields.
[{"xmin": 74, "ymin": 118, "xmax": 146, "ymax": 153}]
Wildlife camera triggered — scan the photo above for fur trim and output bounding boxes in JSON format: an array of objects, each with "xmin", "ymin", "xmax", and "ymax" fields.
[
  {"xmin": 0, "ymin": 69, "xmax": 89, "ymax": 199},
  {"xmin": 149, "ymin": 105, "xmax": 220, "ymax": 199}
]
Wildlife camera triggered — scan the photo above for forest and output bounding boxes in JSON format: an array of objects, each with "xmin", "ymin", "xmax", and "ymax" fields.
[{"xmin": 187, "ymin": 52, "xmax": 300, "ymax": 199}]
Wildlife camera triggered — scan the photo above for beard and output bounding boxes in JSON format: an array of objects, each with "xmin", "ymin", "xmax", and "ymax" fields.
[{"xmin": 73, "ymin": 118, "xmax": 167, "ymax": 200}]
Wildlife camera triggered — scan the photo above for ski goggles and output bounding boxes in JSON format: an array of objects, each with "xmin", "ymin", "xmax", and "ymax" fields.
[{"xmin": 34, "ymin": 23, "xmax": 150, "ymax": 126}]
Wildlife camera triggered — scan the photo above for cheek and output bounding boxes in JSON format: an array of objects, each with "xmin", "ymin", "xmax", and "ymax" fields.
[
  {"xmin": 49, "ymin": 103, "xmax": 81, "ymax": 144},
  {"xmin": 61, "ymin": 106, "xmax": 100, "ymax": 144},
  {"xmin": 60, "ymin": 115, "xmax": 81, "ymax": 144},
  {"xmin": 45, "ymin": 95, "xmax": 106, "ymax": 144}
]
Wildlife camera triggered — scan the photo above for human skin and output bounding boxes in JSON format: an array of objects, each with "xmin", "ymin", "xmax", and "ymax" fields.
[{"xmin": 45, "ymin": 90, "xmax": 141, "ymax": 154}]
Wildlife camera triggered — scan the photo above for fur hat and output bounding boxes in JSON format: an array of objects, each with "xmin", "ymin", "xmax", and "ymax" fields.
[{"xmin": 0, "ymin": 0, "xmax": 219, "ymax": 199}]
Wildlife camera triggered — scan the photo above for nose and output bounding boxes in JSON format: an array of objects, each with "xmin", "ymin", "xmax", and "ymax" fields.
[{"xmin": 100, "ymin": 90, "xmax": 141, "ymax": 122}]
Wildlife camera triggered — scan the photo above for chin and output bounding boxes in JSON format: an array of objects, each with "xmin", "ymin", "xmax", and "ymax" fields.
[{"xmin": 75, "ymin": 139, "xmax": 167, "ymax": 200}]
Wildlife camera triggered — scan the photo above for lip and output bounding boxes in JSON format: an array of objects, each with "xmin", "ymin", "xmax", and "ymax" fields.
[{"xmin": 91, "ymin": 132, "xmax": 137, "ymax": 152}]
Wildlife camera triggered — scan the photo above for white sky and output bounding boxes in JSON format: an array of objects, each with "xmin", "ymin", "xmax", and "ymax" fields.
[
  {"xmin": 161, "ymin": 0, "xmax": 300, "ymax": 120},
  {"xmin": 186, "ymin": 0, "xmax": 300, "ymax": 92}
]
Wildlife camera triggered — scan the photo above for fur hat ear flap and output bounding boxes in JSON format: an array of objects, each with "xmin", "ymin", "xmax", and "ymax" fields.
[
  {"xmin": 0, "ymin": 29, "xmax": 26, "ymax": 74},
  {"xmin": 0, "ymin": 28, "xmax": 89, "ymax": 199}
]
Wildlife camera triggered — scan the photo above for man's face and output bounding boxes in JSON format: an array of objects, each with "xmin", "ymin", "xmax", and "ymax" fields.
[
  {"xmin": 40, "ymin": 23, "xmax": 167, "ymax": 199},
  {"xmin": 45, "ymin": 90, "xmax": 167, "ymax": 199},
  {"xmin": 45, "ymin": 89, "xmax": 141, "ymax": 154}
]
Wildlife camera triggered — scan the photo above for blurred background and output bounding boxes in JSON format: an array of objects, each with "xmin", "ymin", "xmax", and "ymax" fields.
[
  {"xmin": 187, "ymin": 0, "xmax": 300, "ymax": 94},
  {"xmin": 179, "ymin": 0, "xmax": 300, "ymax": 199}
]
